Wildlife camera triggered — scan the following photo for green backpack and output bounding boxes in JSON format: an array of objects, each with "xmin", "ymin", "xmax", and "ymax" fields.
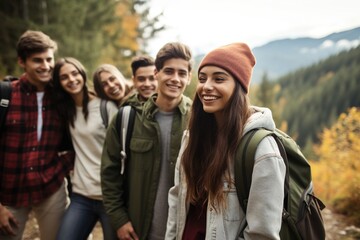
[{"xmin": 235, "ymin": 128, "xmax": 326, "ymax": 240}]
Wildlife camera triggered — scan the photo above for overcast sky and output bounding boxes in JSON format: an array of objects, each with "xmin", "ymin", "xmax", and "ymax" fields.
[{"xmin": 147, "ymin": 0, "xmax": 360, "ymax": 55}]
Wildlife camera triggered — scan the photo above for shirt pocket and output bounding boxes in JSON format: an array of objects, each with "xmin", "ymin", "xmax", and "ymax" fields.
[
  {"xmin": 223, "ymin": 182, "xmax": 242, "ymax": 222},
  {"xmin": 129, "ymin": 138, "xmax": 154, "ymax": 171},
  {"xmin": 6, "ymin": 115, "xmax": 26, "ymax": 132}
]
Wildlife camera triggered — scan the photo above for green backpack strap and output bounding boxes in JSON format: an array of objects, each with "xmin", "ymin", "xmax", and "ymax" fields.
[{"xmin": 235, "ymin": 128, "xmax": 274, "ymax": 212}]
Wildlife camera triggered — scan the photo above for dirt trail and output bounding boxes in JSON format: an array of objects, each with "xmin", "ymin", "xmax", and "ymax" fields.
[
  {"xmin": 22, "ymin": 207, "xmax": 360, "ymax": 239},
  {"xmin": 322, "ymin": 208, "xmax": 360, "ymax": 240}
]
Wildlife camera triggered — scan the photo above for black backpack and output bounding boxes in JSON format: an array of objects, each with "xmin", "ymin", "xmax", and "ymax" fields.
[
  {"xmin": 0, "ymin": 76, "xmax": 18, "ymax": 129},
  {"xmin": 235, "ymin": 128, "xmax": 326, "ymax": 240}
]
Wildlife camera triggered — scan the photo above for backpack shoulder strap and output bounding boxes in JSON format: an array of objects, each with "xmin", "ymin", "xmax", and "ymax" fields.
[
  {"xmin": 116, "ymin": 105, "xmax": 136, "ymax": 175},
  {"xmin": 100, "ymin": 99, "xmax": 109, "ymax": 128},
  {"xmin": 0, "ymin": 79, "xmax": 12, "ymax": 129},
  {"xmin": 235, "ymin": 128, "xmax": 274, "ymax": 211}
]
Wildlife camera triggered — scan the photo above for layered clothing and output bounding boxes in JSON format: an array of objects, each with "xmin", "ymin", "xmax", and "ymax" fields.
[
  {"xmin": 166, "ymin": 107, "xmax": 286, "ymax": 240},
  {"xmin": 0, "ymin": 75, "xmax": 74, "ymax": 207},
  {"xmin": 101, "ymin": 94, "xmax": 192, "ymax": 239}
]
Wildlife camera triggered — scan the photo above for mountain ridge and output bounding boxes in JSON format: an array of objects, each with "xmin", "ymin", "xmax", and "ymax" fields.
[{"xmin": 251, "ymin": 26, "xmax": 360, "ymax": 83}]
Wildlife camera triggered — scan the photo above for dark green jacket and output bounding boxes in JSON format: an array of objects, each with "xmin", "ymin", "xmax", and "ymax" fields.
[
  {"xmin": 123, "ymin": 92, "xmax": 144, "ymax": 108},
  {"xmin": 101, "ymin": 94, "xmax": 192, "ymax": 239}
]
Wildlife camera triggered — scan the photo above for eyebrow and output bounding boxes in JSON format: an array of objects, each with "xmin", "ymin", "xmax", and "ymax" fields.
[
  {"xmin": 32, "ymin": 57, "xmax": 52, "ymax": 61},
  {"xmin": 136, "ymin": 75, "xmax": 153, "ymax": 80},
  {"xmin": 101, "ymin": 75, "xmax": 114, "ymax": 82}
]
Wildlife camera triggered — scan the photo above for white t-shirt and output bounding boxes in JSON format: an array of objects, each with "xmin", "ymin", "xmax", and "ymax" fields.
[
  {"xmin": 70, "ymin": 98, "xmax": 118, "ymax": 200},
  {"xmin": 36, "ymin": 92, "xmax": 45, "ymax": 141}
]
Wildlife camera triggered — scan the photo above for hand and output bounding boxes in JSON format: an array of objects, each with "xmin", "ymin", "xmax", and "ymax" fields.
[
  {"xmin": 117, "ymin": 221, "xmax": 139, "ymax": 240},
  {"xmin": 0, "ymin": 204, "xmax": 19, "ymax": 236}
]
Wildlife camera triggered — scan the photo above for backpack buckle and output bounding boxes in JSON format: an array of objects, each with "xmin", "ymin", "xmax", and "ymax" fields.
[
  {"xmin": 282, "ymin": 209, "xmax": 290, "ymax": 219},
  {"xmin": 0, "ymin": 99, "xmax": 9, "ymax": 107}
]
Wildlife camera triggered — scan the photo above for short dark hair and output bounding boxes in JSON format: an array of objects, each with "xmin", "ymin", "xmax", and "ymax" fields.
[
  {"xmin": 16, "ymin": 30, "xmax": 58, "ymax": 62},
  {"xmin": 131, "ymin": 55, "xmax": 155, "ymax": 76},
  {"xmin": 155, "ymin": 42, "xmax": 192, "ymax": 72}
]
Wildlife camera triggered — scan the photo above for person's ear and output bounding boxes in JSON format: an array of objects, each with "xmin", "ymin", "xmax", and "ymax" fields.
[
  {"xmin": 154, "ymin": 69, "xmax": 159, "ymax": 79},
  {"xmin": 186, "ymin": 72, "xmax": 192, "ymax": 85},
  {"xmin": 18, "ymin": 57, "xmax": 25, "ymax": 68}
]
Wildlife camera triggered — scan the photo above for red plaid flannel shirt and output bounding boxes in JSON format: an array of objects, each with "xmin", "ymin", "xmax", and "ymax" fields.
[{"xmin": 0, "ymin": 75, "xmax": 74, "ymax": 207}]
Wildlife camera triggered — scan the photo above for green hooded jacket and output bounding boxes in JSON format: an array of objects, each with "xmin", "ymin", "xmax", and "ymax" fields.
[
  {"xmin": 122, "ymin": 92, "xmax": 144, "ymax": 109},
  {"xmin": 101, "ymin": 93, "xmax": 192, "ymax": 239}
]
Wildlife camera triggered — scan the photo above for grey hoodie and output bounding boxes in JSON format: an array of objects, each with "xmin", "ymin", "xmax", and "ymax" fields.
[{"xmin": 166, "ymin": 106, "xmax": 286, "ymax": 240}]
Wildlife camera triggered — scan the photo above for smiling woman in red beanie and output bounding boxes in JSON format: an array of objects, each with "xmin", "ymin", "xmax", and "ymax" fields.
[{"xmin": 166, "ymin": 43, "xmax": 285, "ymax": 239}]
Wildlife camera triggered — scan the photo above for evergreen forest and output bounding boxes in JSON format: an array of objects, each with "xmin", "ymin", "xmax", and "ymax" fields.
[
  {"xmin": 0, "ymin": 0, "xmax": 164, "ymax": 78},
  {"xmin": 251, "ymin": 46, "xmax": 360, "ymax": 227},
  {"xmin": 251, "ymin": 46, "xmax": 360, "ymax": 157}
]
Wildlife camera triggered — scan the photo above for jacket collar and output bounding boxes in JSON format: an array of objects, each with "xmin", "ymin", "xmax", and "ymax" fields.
[
  {"xmin": 143, "ymin": 93, "xmax": 192, "ymax": 119},
  {"xmin": 19, "ymin": 73, "xmax": 52, "ymax": 93}
]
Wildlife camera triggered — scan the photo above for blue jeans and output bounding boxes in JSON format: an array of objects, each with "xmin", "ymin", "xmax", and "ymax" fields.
[{"xmin": 56, "ymin": 193, "xmax": 117, "ymax": 240}]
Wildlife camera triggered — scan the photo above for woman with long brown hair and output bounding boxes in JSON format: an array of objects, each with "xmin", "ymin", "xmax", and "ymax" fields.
[
  {"xmin": 92, "ymin": 63, "xmax": 133, "ymax": 107},
  {"xmin": 166, "ymin": 43, "xmax": 286, "ymax": 239},
  {"xmin": 52, "ymin": 57, "xmax": 118, "ymax": 240}
]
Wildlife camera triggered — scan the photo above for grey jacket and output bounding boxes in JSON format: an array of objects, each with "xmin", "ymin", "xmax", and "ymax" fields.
[{"xmin": 166, "ymin": 106, "xmax": 286, "ymax": 240}]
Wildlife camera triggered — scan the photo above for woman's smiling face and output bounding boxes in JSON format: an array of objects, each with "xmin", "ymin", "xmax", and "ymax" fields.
[
  {"xmin": 59, "ymin": 63, "xmax": 84, "ymax": 96},
  {"xmin": 99, "ymin": 71, "xmax": 126, "ymax": 101},
  {"xmin": 197, "ymin": 65, "xmax": 235, "ymax": 115}
]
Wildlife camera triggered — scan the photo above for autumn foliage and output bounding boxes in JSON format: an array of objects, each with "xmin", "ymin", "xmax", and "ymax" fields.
[{"xmin": 311, "ymin": 107, "xmax": 360, "ymax": 225}]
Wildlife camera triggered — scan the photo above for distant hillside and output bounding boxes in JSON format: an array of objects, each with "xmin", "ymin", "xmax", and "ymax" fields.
[
  {"xmin": 273, "ymin": 45, "xmax": 360, "ymax": 150},
  {"xmin": 251, "ymin": 26, "xmax": 360, "ymax": 83}
]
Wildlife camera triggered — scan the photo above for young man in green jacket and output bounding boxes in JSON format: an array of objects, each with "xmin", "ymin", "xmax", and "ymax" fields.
[
  {"xmin": 101, "ymin": 42, "xmax": 193, "ymax": 240},
  {"xmin": 124, "ymin": 55, "xmax": 157, "ymax": 107}
]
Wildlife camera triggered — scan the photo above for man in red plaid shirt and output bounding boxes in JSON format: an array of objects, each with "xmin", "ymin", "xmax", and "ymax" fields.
[{"xmin": 0, "ymin": 30, "xmax": 74, "ymax": 240}]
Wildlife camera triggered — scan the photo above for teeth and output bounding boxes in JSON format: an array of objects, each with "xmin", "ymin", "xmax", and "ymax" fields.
[
  {"xmin": 38, "ymin": 73, "xmax": 50, "ymax": 77},
  {"xmin": 203, "ymin": 95, "xmax": 217, "ymax": 100},
  {"xmin": 111, "ymin": 88, "xmax": 119, "ymax": 95},
  {"xmin": 168, "ymin": 84, "xmax": 179, "ymax": 89},
  {"xmin": 68, "ymin": 83, "xmax": 78, "ymax": 89}
]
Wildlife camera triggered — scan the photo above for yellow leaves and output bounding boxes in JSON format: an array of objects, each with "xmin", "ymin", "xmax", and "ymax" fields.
[
  {"xmin": 312, "ymin": 107, "xmax": 360, "ymax": 222},
  {"xmin": 316, "ymin": 107, "xmax": 360, "ymax": 161},
  {"xmin": 115, "ymin": 1, "xmax": 128, "ymax": 15},
  {"xmin": 114, "ymin": 1, "xmax": 139, "ymax": 51},
  {"xmin": 121, "ymin": 14, "xmax": 140, "ymax": 51},
  {"xmin": 97, "ymin": 1, "xmax": 144, "ymax": 77},
  {"xmin": 279, "ymin": 121, "xmax": 288, "ymax": 133}
]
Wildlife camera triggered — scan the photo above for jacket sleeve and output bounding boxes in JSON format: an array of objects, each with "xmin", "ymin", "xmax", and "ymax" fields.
[
  {"xmin": 244, "ymin": 136, "xmax": 286, "ymax": 240},
  {"xmin": 101, "ymin": 113, "xmax": 130, "ymax": 231},
  {"xmin": 166, "ymin": 130, "xmax": 189, "ymax": 239}
]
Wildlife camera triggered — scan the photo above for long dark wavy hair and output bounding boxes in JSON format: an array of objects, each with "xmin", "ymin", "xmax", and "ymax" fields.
[
  {"xmin": 52, "ymin": 57, "xmax": 90, "ymax": 127},
  {"xmin": 182, "ymin": 81, "xmax": 252, "ymax": 210}
]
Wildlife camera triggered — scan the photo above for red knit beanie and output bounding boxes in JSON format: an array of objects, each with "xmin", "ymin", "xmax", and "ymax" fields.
[{"xmin": 198, "ymin": 42, "xmax": 256, "ymax": 93}]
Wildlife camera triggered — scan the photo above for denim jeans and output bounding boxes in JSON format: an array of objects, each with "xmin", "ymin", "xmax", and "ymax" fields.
[{"xmin": 56, "ymin": 193, "xmax": 117, "ymax": 240}]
